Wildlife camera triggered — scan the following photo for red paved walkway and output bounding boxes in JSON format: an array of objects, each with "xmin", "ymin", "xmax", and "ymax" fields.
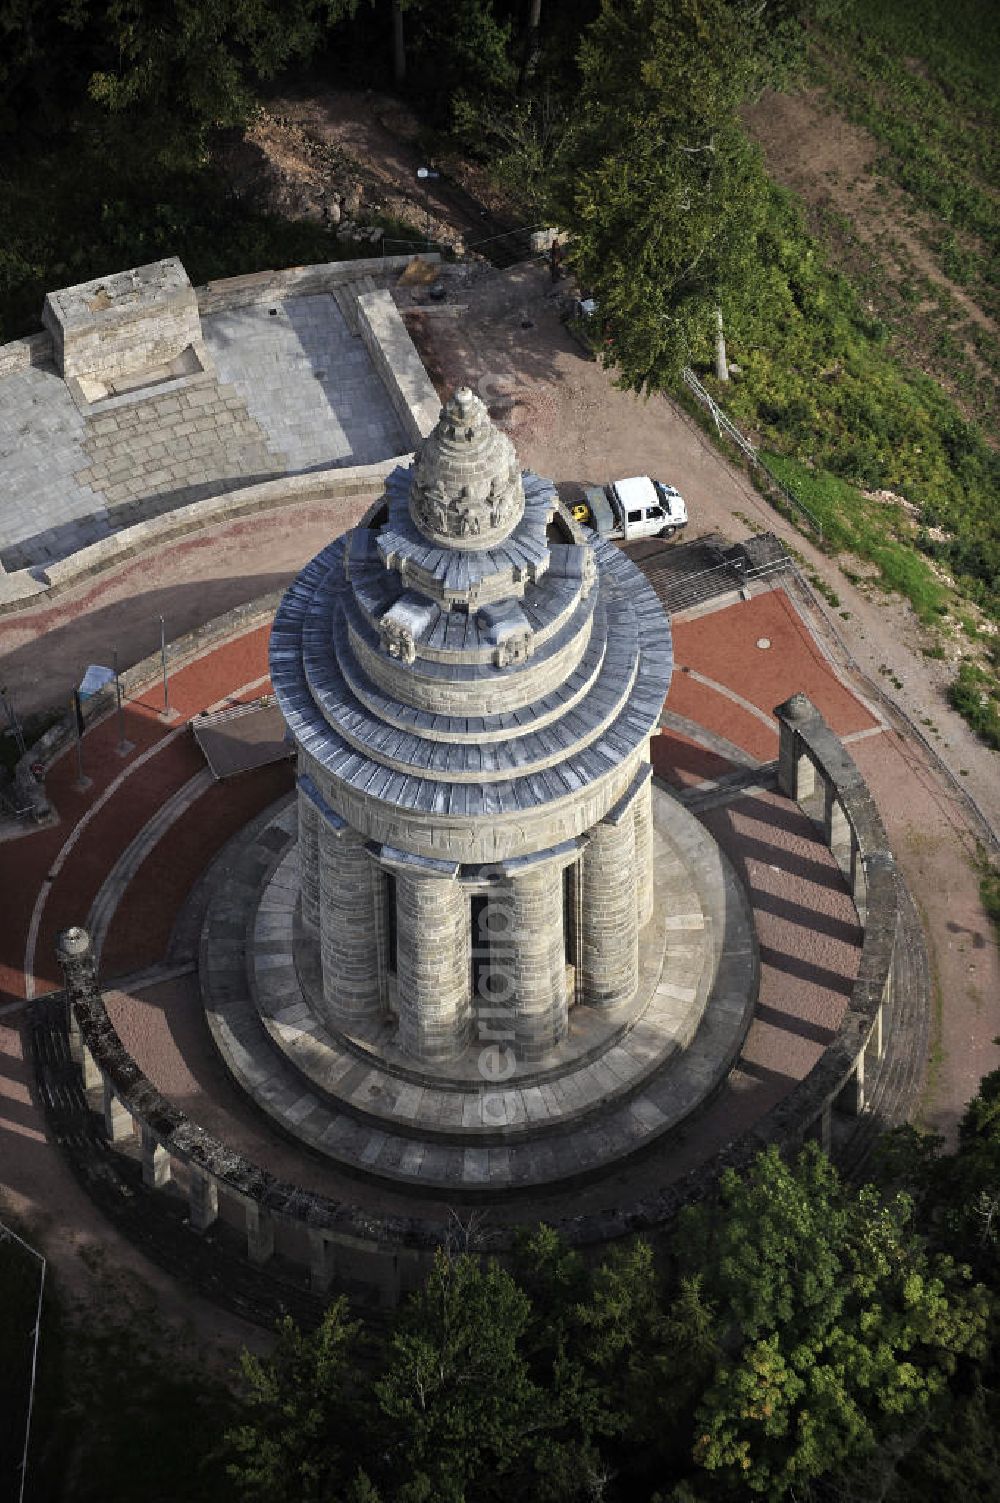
[
  {"xmin": 667, "ymin": 590, "xmax": 879, "ymax": 762},
  {"xmin": 0, "ymin": 586, "xmax": 880, "ymax": 1237},
  {"xmin": 0, "ymin": 625, "xmax": 274, "ymax": 1003}
]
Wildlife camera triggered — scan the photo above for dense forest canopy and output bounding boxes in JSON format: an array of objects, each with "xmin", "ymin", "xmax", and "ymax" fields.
[{"xmin": 218, "ymin": 1082, "xmax": 1000, "ymax": 1502}]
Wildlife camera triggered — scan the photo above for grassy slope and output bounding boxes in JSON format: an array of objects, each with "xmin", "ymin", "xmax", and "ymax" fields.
[{"xmin": 705, "ymin": 0, "xmax": 1000, "ymax": 746}]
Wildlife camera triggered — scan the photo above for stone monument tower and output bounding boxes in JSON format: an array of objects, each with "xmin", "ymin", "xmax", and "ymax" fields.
[{"xmin": 270, "ymin": 387, "xmax": 673, "ymax": 1067}]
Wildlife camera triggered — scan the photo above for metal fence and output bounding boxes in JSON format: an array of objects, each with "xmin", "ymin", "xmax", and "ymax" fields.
[
  {"xmin": 681, "ymin": 367, "xmax": 824, "ymax": 542},
  {"xmin": 0, "ymin": 1218, "xmax": 46, "ymax": 1503},
  {"xmin": 382, "ymin": 221, "xmax": 553, "ymax": 266}
]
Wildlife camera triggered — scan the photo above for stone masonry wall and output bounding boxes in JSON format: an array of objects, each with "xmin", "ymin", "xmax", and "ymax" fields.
[
  {"xmin": 303, "ymin": 745, "xmax": 640, "ymax": 866},
  {"xmin": 356, "ymin": 289, "xmax": 440, "ymax": 448}
]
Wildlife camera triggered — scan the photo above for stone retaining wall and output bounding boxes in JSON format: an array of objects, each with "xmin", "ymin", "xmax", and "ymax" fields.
[
  {"xmin": 39, "ymin": 691, "xmax": 907, "ymax": 1309},
  {"xmin": 356, "ymin": 289, "xmax": 440, "ymax": 447},
  {"xmin": 194, "ymin": 255, "xmax": 439, "ymax": 316}
]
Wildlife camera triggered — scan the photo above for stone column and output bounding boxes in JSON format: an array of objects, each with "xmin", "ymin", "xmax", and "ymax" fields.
[
  {"xmin": 318, "ymin": 818, "xmax": 381, "ymax": 1026},
  {"xmin": 245, "ymin": 1202, "xmax": 274, "ymax": 1265},
  {"xmin": 850, "ymin": 839, "xmax": 868, "ymax": 925},
  {"xmin": 396, "ymin": 874, "xmax": 471, "ymax": 1061},
  {"xmin": 633, "ymin": 772, "xmax": 655, "ymax": 929},
  {"xmin": 103, "ymin": 1081, "xmax": 133, "ymax": 1143},
  {"xmin": 776, "ymin": 693, "xmax": 821, "ymax": 803},
  {"xmin": 309, "ymin": 1230, "xmax": 336, "ymax": 1293},
  {"xmin": 505, "ymin": 867, "xmax": 567, "ymax": 1059},
  {"xmin": 298, "ymin": 791, "xmax": 321, "ymax": 934},
  {"xmin": 80, "ymin": 1042, "xmax": 102, "ymax": 1093},
  {"xmin": 824, "ymin": 783, "xmax": 852, "ymax": 875},
  {"xmin": 141, "ymin": 1125, "xmax": 171, "ymax": 1189},
  {"xmin": 188, "ymin": 1168, "xmax": 219, "ymax": 1231},
  {"xmin": 581, "ymin": 812, "xmax": 638, "ymax": 1009},
  {"xmin": 836, "ymin": 1053, "xmax": 865, "ymax": 1116}
]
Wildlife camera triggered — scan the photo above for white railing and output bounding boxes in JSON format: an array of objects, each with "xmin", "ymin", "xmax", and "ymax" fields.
[{"xmin": 681, "ymin": 367, "xmax": 824, "ymax": 542}]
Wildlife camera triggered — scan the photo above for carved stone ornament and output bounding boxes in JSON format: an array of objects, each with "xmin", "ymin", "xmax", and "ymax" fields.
[
  {"xmin": 380, "ymin": 618, "xmax": 416, "ymax": 664},
  {"xmin": 409, "ymin": 387, "xmax": 526, "ymax": 550},
  {"xmin": 494, "ymin": 631, "xmax": 532, "ymax": 668}
]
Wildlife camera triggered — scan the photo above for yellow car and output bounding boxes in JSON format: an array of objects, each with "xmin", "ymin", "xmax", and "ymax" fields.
[{"xmin": 570, "ymin": 501, "xmax": 591, "ymax": 524}]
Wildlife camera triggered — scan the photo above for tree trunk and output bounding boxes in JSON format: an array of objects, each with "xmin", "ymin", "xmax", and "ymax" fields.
[
  {"xmin": 714, "ymin": 306, "xmax": 729, "ymax": 382},
  {"xmin": 518, "ymin": 0, "xmax": 543, "ymax": 96},
  {"xmin": 392, "ymin": 0, "xmax": 406, "ymax": 86}
]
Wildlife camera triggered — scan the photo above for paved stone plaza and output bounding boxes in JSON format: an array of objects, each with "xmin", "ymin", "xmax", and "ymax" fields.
[{"xmin": 0, "ymin": 265, "xmax": 406, "ymax": 570}]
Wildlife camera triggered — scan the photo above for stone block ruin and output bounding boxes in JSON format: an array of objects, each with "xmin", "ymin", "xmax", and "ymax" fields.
[{"xmin": 42, "ymin": 256, "xmax": 211, "ymax": 405}]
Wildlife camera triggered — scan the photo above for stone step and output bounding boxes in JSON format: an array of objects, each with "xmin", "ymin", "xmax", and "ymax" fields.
[{"xmin": 198, "ymin": 792, "xmax": 757, "ymax": 1197}]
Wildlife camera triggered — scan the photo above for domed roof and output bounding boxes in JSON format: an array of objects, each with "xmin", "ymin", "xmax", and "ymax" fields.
[
  {"xmin": 270, "ymin": 389, "xmax": 673, "ymax": 858},
  {"xmin": 409, "ymin": 388, "xmax": 524, "ymax": 552}
]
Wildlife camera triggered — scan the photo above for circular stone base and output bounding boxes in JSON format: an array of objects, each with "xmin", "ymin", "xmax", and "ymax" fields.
[{"xmin": 201, "ymin": 787, "xmax": 758, "ymax": 1195}]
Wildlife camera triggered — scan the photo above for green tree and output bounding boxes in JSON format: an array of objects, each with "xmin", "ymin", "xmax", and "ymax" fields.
[
  {"xmin": 224, "ymin": 1297, "xmax": 369, "ymax": 1502},
  {"xmin": 401, "ymin": 0, "xmax": 516, "ymax": 126},
  {"xmin": 558, "ymin": 0, "xmax": 778, "ymax": 392},
  {"xmin": 672, "ymin": 1144, "xmax": 989, "ymax": 1500},
  {"xmin": 374, "ymin": 1247, "xmax": 541, "ymax": 1502},
  {"xmin": 514, "ymin": 1226, "xmax": 673, "ymax": 1499},
  {"xmin": 1, "ymin": 0, "xmax": 357, "ymax": 159}
]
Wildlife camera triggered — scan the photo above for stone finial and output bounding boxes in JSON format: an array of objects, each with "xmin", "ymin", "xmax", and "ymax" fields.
[
  {"xmin": 776, "ymin": 692, "xmax": 818, "ymax": 723},
  {"xmin": 57, "ymin": 926, "xmax": 92, "ymax": 961},
  {"xmin": 409, "ymin": 387, "xmax": 525, "ymax": 552}
]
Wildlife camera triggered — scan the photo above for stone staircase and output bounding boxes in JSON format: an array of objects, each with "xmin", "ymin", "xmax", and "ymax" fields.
[
  {"xmin": 634, "ymin": 531, "xmax": 791, "ymax": 617},
  {"xmin": 77, "ymin": 380, "xmax": 285, "ymax": 519}
]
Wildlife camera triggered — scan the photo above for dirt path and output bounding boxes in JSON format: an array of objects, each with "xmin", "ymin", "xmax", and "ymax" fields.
[
  {"xmin": 742, "ymin": 86, "xmax": 997, "ymax": 430},
  {"xmin": 264, "ymin": 88, "xmax": 514, "ymax": 253}
]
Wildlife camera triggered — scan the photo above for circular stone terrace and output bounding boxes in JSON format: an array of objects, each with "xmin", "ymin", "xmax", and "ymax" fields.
[
  {"xmin": 6, "ymin": 559, "xmax": 930, "ymax": 1312},
  {"xmin": 0, "ymin": 263, "xmax": 928, "ymax": 1314}
]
